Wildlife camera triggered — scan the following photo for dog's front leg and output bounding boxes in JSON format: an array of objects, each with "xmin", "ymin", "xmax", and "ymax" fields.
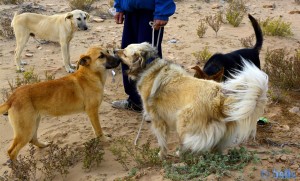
[
  {"xmin": 60, "ymin": 41, "xmax": 74, "ymax": 73},
  {"xmin": 86, "ymin": 108, "xmax": 109, "ymax": 142}
]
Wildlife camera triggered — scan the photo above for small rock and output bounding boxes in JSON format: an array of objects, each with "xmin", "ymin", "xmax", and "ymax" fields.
[
  {"xmin": 168, "ymin": 39, "xmax": 177, "ymax": 43},
  {"xmin": 172, "ymin": 162, "xmax": 185, "ymax": 167},
  {"xmin": 95, "ymin": 26, "xmax": 104, "ymax": 32},
  {"xmin": 280, "ymin": 155, "xmax": 287, "ymax": 161},
  {"xmin": 268, "ymin": 158, "xmax": 275, "ymax": 163},
  {"xmin": 280, "ymin": 125, "xmax": 290, "ymax": 131},
  {"xmin": 275, "ymin": 155, "xmax": 281, "ymax": 161},
  {"xmin": 290, "ymin": 164, "xmax": 299, "ymax": 170},
  {"xmin": 289, "ymin": 107, "xmax": 299, "ymax": 114},
  {"xmin": 37, "ymin": 46, "xmax": 42, "ymax": 50},
  {"xmin": 92, "ymin": 17, "xmax": 105, "ymax": 23},
  {"xmin": 25, "ymin": 53, "xmax": 33, "ymax": 57},
  {"xmin": 211, "ymin": 3, "xmax": 222, "ymax": 9}
]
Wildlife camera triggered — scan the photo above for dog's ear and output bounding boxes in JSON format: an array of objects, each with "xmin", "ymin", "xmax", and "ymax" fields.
[
  {"xmin": 191, "ymin": 65, "xmax": 208, "ymax": 79},
  {"xmin": 210, "ymin": 67, "xmax": 224, "ymax": 82},
  {"xmin": 65, "ymin": 12, "xmax": 73, "ymax": 20},
  {"xmin": 84, "ymin": 12, "xmax": 90, "ymax": 20},
  {"xmin": 77, "ymin": 55, "xmax": 91, "ymax": 69},
  {"xmin": 136, "ymin": 51, "xmax": 148, "ymax": 69}
]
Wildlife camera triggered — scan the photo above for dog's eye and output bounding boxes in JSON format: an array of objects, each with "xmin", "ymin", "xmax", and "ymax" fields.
[
  {"xmin": 99, "ymin": 53, "xmax": 105, "ymax": 59},
  {"xmin": 77, "ymin": 17, "xmax": 81, "ymax": 21}
]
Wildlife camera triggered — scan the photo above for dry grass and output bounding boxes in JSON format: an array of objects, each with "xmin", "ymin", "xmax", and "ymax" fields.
[
  {"xmin": 239, "ymin": 34, "xmax": 255, "ymax": 48},
  {"xmin": 192, "ymin": 46, "xmax": 212, "ymax": 64},
  {"xmin": 205, "ymin": 14, "xmax": 222, "ymax": 37},
  {"xmin": 68, "ymin": 0, "xmax": 96, "ymax": 11},
  {"xmin": 264, "ymin": 48, "xmax": 300, "ymax": 90},
  {"xmin": 196, "ymin": 20, "xmax": 207, "ymax": 38},
  {"xmin": 259, "ymin": 17, "xmax": 293, "ymax": 37},
  {"xmin": 225, "ymin": 0, "xmax": 247, "ymax": 27}
]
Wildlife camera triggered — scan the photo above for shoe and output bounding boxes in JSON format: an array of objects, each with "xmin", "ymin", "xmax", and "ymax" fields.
[{"xmin": 112, "ymin": 99, "xmax": 142, "ymax": 113}]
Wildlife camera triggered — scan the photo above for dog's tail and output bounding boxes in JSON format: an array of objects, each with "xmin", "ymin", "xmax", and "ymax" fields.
[
  {"xmin": 11, "ymin": 11, "xmax": 20, "ymax": 27},
  {"xmin": 249, "ymin": 14, "xmax": 263, "ymax": 51},
  {"xmin": 0, "ymin": 102, "xmax": 10, "ymax": 115},
  {"xmin": 221, "ymin": 58, "xmax": 268, "ymax": 143}
]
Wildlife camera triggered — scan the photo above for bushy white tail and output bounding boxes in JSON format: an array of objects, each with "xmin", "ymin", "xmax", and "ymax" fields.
[{"xmin": 222, "ymin": 59, "xmax": 268, "ymax": 142}]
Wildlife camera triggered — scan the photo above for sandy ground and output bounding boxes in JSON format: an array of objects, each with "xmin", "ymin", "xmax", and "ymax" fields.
[{"xmin": 0, "ymin": 0, "xmax": 300, "ymax": 180}]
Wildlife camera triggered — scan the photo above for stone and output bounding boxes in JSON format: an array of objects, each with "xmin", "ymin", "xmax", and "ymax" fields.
[{"xmin": 25, "ymin": 53, "xmax": 33, "ymax": 57}]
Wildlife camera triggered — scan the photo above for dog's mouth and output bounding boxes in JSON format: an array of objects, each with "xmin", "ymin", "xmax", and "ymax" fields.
[{"xmin": 78, "ymin": 25, "xmax": 88, "ymax": 31}]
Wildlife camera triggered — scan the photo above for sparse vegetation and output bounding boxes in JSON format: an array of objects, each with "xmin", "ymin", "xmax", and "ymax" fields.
[
  {"xmin": 110, "ymin": 138, "xmax": 162, "ymax": 171},
  {"xmin": 68, "ymin": 0, "xmax": 96, "ymax": 11},
  {"xmin": 196, "ymin": 20, "xmax": 207, "ymax": 38},
  {"xmin": 239, "ymin": 34, "xmax": 255, "ymax": 48},
  {"xmin": 226, "ymin": 0, "xmax": 247, "ymax": 27},
  {"xmin": 192, "ymin": 46, "xmax": 212, "ymax": 64},
  {"xmin": 164, "ymin": 147, "xmax": 260, "ymax": 180},
  {"xmin": 0, "ymin": 0, "xmax": 24, "ymax": 4},
  {"xmin": 206, "ymin": 14, "xmax": 222, "ymax": 37},
  {"xmin": 259, "ymin": 17, "xmax": 293, "ymax": 37},
  {"xmin": 264, "ymin": 48, "xmax": 300, "ymax": 90},
  {"xmin": 82, "ymin": 138, "xmax": 105, "ymax": 171}
]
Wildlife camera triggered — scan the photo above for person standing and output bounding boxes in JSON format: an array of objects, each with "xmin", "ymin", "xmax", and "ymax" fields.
[{"xmin": 112, "ymin": 0, "xmax": 176, "ymax": 112}]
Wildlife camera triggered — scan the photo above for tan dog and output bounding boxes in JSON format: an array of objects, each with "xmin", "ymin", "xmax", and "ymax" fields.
[
  {"xmin": 11, "ymin": 9, "xmax": 90, "ymax": 73},
  {"xmin": 0, "ymin": 46, "xmax": 120, "ymax": 160},
  {"xmin": 116, "ymin": 42, "xmax": 268, "ymax": 158}
]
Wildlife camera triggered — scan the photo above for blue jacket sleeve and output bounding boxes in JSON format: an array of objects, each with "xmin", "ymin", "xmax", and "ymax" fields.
[
  {"xmin": 154, "ymin": 0, "xmax": 176, "ymax": 21},
  {"xmin": 114, "ymin": 0, "xmax": 123, "ymax": 12}
]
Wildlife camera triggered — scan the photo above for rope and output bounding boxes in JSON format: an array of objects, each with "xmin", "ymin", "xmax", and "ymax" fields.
[
  {"xmin": 134, "ymin": 116, "xmax": 145, "ymax": 145},
  {"xmin": 149, "ymin": 21, "xmax": 162, "ymax": 48}
]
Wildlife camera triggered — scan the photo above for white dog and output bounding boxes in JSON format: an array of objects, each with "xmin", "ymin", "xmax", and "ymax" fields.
[{"xmin": 11, "ymin": 9, "xmax": 90, "ymax": 73}]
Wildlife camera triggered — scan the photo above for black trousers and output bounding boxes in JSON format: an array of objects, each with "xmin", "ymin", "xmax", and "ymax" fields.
[{"xmin": 121, "ymin": 10, "xmax": 164, "ymax": 106}]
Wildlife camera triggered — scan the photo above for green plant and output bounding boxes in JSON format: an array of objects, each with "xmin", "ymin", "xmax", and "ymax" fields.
[
  {"xmin": 110, "ymin": 138, "xmax": 162, "ymax": 171},
  {"xmin": 259, "ymin": 17, "xmax": 293, "ymax": 37},
  {"xmin": 68, "ymin": 0, "xmax": 96, "ymax": 11},
  {"xmin": 225, "ymin": 0, "xmax": 247, "ymax": 27},
  {"xmin": 164, "ymin": 147, "xmax": 260, "ymax": 180},
  {"xmin": 192, "ymin": 46, "xmax": 212, "ymax": 64},
  {"xmin": 239, "ymin": 34, "xmax": 255, "ymax": 48},
  {"xmin": 82, "ymin": 138, "xmax": 105, "ymax": 171},
  {"xmin": 206, "ymin": 14, "xmax": 222, "ymax": 37},
  {"xmin": 264, "ymin": 48, "xmax": 300, "ymax": 90},
  {"xmin": 196, "ymin": 20, "xmax": 207, "ymax": 38},
  {"xmin": 39, "ymin": 144, "xmax": 80, "ymax": 180}
]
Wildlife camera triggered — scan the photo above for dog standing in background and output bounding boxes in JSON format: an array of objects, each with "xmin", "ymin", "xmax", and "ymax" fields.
[
  {"xmin": 0, "ymin": 46, "xmax": 120, "ymax": 160},
  {"xmin": 11, "ymin": 9, "xmax": 90, "ymax": 73},
  {"xmin": 115, "ymin": 42, "xmax": 268, "ymax": 158},
  {"xmin": 200, "ymin": 14, "xmax": 263, "ymax": 81}
]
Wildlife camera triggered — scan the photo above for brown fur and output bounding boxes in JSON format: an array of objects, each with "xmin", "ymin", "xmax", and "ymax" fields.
[
  {"xmin": 192, "ymin": 65, "xmax": 224, "ymax": 82},
  {"xmin": 0, "ymin": 46, "xmax": 120, "ymax": 160}
]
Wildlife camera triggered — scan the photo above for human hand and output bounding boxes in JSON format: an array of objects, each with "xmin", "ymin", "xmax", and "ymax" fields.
[
  {"xmin": 153, "ymin": 19, "xmax": 168, "ymax": 30},
  {"xmin": 114, "ymin": 12, "xmax": 124, "ymax": 24}
]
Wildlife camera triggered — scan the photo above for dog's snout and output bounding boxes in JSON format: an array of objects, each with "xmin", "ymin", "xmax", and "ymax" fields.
[{"xmin": 83, "ymin": 26, "xmax": 88, "ymax": 30}]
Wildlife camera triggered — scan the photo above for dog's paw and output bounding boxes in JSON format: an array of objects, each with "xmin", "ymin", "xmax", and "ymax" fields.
[
  {"xmin": 67, "ymin": 68, "xmax": 75, "ymax": 73},
  {"xmin": 20, "ymin": 60, "xmax": 27, "ymax": 65},
  {"xmin": 70, "ymin": 64, "xmax": 77, "ymax": 69}
]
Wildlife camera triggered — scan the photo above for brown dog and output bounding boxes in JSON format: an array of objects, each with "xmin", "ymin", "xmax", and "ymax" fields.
[
  {"xmin": 116, "ymin": 42, "xmax": 268, "ymax": 158},
  {"xmin": 0, "ymin": 46, "xmax": 120, "ymax": 160},
  {"xmin": 191, "ymin": 65, "xmax": 224, "ymax": 82}
]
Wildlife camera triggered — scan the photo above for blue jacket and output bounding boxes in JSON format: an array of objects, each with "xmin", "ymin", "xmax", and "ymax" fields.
[{"xmin": 114, "ymin": 0, "xmax": 176, "ymax": 21}]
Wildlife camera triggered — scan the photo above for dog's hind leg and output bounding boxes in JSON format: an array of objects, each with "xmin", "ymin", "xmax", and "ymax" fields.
[
  {"xmin": 151, "ymin": 119, "xmax": 168, "ymax": 159},
  {"xmin": 14, "ymin": 30, "xmax": 30, "ymax": 72},
  {"xmin": 30, "ymin": 115, "xmax": 51, "ymax": 148},
  {"xmin": 7, "ymin": 114, "xmax": 35, "ymax": 160}
]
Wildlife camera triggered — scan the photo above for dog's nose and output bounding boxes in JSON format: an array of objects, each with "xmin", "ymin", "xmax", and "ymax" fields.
[{"xmin": 83, "ymin": 26, "xmax": 88, "ymax": 30}]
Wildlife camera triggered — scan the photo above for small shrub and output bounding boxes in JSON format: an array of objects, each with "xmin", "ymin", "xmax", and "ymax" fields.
[
  {"xmin": 196, "ymin": 20, "xmax": 207, "ymax": 38},
  {"xmin": 259, "ymin": 17, "xmax": 293, "ymax": 37},
  {"xmin": 239, "ymin": 34, "xmax": 255, "ymax": 48},
  {"xmin": 192, "ymin": 46, "xmax": 212, "ymax": 64},
  {"xmin": 6, "ymin": 145, "xmax": 37, "ymax": 181},
  {"xmin": 0, "ymin": 17, "xmax": 14, "ymax": 39},
  {"xmin": 0, "ymin": 0, "xmax": 24, "ymax": 4},
  {"xmin": 226, "ymin": 0, "xmax": 247, "ymax": 27},
  {"xmin": 68, "ymin": 0, "xmax": 96, "ymax": 11},
  {"xmin": 82, "ymin": 138, "xmax": 105, "ymax": 171},
  {"xmin": 164, "ymin": 147, "xmax": 260, "ymax": 180},
  {"xmin": 263, "ymin": 48, "xmax": 300, "ymax": 90},
  {"xmin": 110, "ymin": 138, "xmax": 161, "ymax": 171},
  {"xmin": 206, "ymin": 14, "xmax": 222, "ymax": 37},
  {"xmin": 44, "ymin": 71, "xmax": 55, "ymax": 81},
  {"xmin": 39, "ymin": 144, "xmax": 80, "ymax": 180}
]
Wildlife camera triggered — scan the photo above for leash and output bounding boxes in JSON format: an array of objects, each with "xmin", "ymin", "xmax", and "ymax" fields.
[
  {"xmin": 149, "ymin": 21, "xmax": 162, "ymax": 48},
  {"xmin": 134, "ymin": 116, "xmax": 145, "ymax": 145}
]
